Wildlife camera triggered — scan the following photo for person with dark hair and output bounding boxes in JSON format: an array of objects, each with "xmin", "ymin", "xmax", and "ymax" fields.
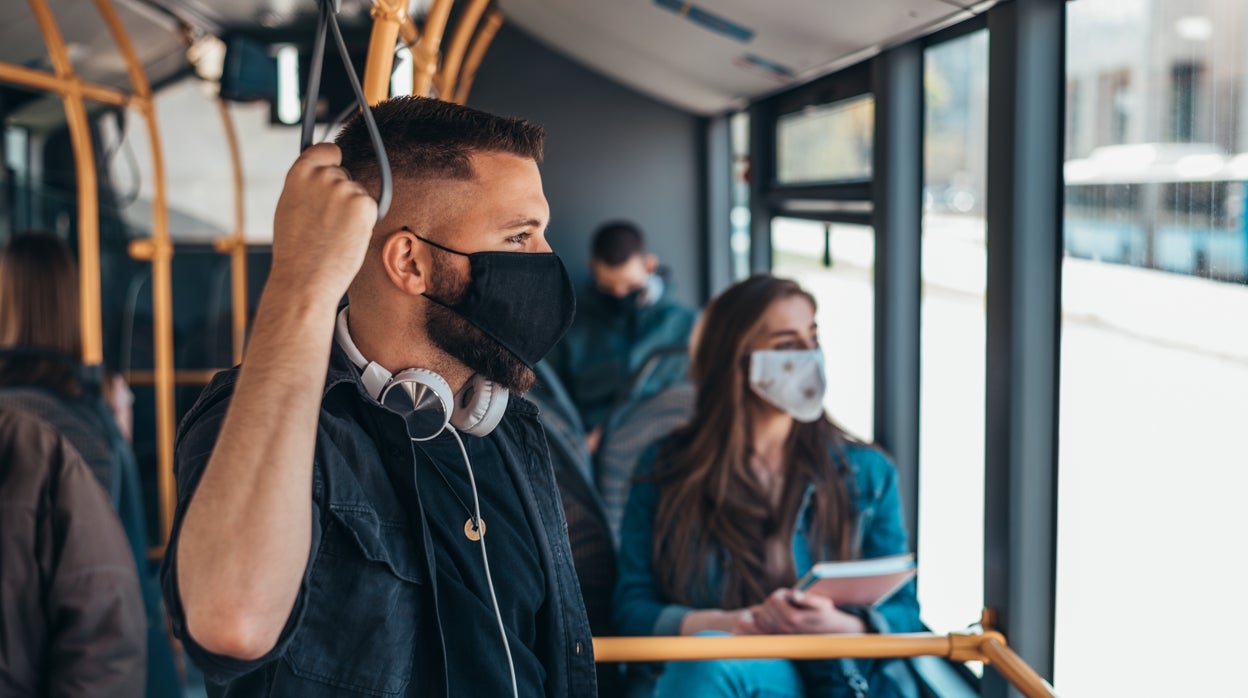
[
  {"xmin": 548, "ymin": 220, "xmax": 697, "ymax": 448},
  {"xmin": 0, "ymin": 232, "xmax": 180, "ymax": 697},
  {"xmin": 161, "ymin": 96, "xmax": 595, "ymax": 697},
  {"xmin": 0, "ymin": 406, "xmax": 146, "ymax": 697},
  {"xmin": 612, "ymin": 274, "xmax": 925, "ymax": 698}
]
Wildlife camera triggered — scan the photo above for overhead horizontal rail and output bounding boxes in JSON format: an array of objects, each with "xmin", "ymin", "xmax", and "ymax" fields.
[{"xmin": 0, "ymin": 62, "xmax": 129, "ymax": 106}]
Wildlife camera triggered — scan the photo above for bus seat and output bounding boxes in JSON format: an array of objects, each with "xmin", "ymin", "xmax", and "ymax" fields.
[
  {"xmin": 594, "ymin": 382, "xmax": 696, "ymax": 543},
  {"xmin": 624, "ymin": 343, "xmax": 690, "ymax": 406},
  {"xmin": 525, "ymin": 386, "xmax": 627, "ymax": 697},
  {"xmin": 532, "ymin": 358, "xmax": 588, "ymax": 438}
]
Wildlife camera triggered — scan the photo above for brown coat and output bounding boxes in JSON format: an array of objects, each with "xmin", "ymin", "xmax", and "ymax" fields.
[{"xmin": 0, "ymin": 407, "xmax": 146, "ymax": 697}]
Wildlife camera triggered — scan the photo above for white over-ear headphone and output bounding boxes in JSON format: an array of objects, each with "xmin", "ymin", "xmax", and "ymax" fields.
[
  {"xmin": 336, "ymin": 307, "xmax": 521, "ymax": 697},
  {"xmin": 335, "ymin": 308, "xmax": 509, "ymax": 440}
]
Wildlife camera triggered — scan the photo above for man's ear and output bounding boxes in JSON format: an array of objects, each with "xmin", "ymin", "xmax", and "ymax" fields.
[
  {"xmin": 380, "ymin": 228, "xmax": 431, "ymax": 297},
  {"xmin": 644, "ymin": 253, "xmax": 659, "ymax": 274}
]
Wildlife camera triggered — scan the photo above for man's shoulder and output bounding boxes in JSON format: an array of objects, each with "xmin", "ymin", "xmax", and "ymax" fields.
[{"xmin": 176, "ymin": 368, "xmax": 242, "ymax": 443}]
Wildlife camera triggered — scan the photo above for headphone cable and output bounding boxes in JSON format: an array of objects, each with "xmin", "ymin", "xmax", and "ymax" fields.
[{"xmin": 446, "ymin": 426, "xmax": 519, "ymax": 698}]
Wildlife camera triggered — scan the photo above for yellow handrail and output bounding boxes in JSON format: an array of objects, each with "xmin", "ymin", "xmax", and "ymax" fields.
[
  {"xmin": 452, "ymin": 9, "xmax": 502, "ymax": 105},
  {"xmin": 92, "ymin": 0, "xmax": 178, "ymax": 547},
  {"xmin": 436, "ymin": 0, "xmax": 490, "ymax": 99},
  {"xmin": 594, "ymin": 630, "xmax": 1057, "ymax": 698},
  {"xmin": 0, "ymin": 61, "xmax": 128, "ymax": 106},
  {"xmin": 125, "ymin": 369, "xmax": 226, "ymax": 387},
  {"xmin": 413, "ymin": 0, "xmax": 455, "ymax": 97},
  {"xmin": 212, "ymin": 99, "xmax": 249, "ymax": 366},
  {"xmin": 363, "ymin": 0, "xmax": 407, "ymax": 104},
  {"xmin": 26, "ymin": 0, "xmax": 104, "ymax": 368}
]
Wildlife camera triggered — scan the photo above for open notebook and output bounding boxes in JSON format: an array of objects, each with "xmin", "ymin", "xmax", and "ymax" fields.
[{"xmin": 794, "ymin": 553, "xmax": 916, "ymax": 607}]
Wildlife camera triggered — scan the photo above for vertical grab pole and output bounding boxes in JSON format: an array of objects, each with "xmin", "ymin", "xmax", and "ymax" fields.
[
  {"xmin": 414, "ymin": 0, "xmax": 455, "ymax": 97},
  {"xmin": 93, "ymin": 0, "xmax": 178, "ymax": 546},
  {"xmin": 26, "ymin": 0, "xmax": 103, "ymax": 368},
  {"xmin": 452, "ymin": 9, "xmax": 503, "ymax": 105},
  {"xmin": 364, "ymin": 0, "xmax": 406, "ymax": 104},
  {"xmin": 436, "ymin": 0, "xmax": 489, "ymax": 100},
  {"xmin": 213, "ymin": 99, "xmax": 248, "ymax": 365}
]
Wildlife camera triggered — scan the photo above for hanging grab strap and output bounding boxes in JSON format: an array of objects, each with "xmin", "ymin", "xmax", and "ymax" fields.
[{"xmin": 300, "ymin": 0, "xmax": 393, "ymax": 222}]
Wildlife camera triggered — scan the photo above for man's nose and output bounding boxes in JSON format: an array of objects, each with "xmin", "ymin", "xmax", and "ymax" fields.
[{"xmin": 535, "ymin": 237, "xmax": 553, "ymax": 254}]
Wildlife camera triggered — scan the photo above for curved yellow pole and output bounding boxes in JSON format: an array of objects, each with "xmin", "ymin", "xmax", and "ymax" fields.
[
  {"xmin": 92, "ymin": 0, "xmax": 178, "ymax": 546},
  {"xmin": 414, "ymin": 0, "xmax": 455, "ymax": 97},
  {"xmin": 980, "ymin": 636, "xmax": 1058, "ymax": 698},
  {"xmin": 26, "ymin": 0, "xmax": 103, "ymax": 368},
  {"xmin": 436, "ymin": 0, "xmax": 489, "ymax": 99},
  {"xmin": 212, "ymin": 99, "xmax": 248, "ymax": 366},
  {"xmin": 452, "ymin": 9, "xmax": 503, "ymax": 105},
  {"xmin": 363, "ymin": 0, "xmax": 406, "ymax": 104},
  {"xmin": 398, "ymin": 13, "xmax": 420, "ymax": 48}
]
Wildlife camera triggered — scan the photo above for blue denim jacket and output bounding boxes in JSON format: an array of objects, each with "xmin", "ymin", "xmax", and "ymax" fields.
[
  {"xmin": 612, "ymin": 440, "xmax": 924, "ymax": 639},
  {"xmin": 159, "ymin": 345, "xmax": 597, "ymax": 697}
]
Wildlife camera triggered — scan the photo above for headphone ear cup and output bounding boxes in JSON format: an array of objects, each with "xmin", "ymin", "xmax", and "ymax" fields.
[
  {"xmin": 451, "ymin": 375, "xmax": 509, "ymax": 437},
  {"xmin": 382, "ymin": 368, "xmax": 455, "ymax": 441}
]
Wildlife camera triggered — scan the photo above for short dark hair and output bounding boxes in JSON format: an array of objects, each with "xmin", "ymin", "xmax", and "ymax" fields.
[
  {"xmin": 335, "ymin": 96, "xmax": 545, "ymax": 187},
  {"xmin": 591, "ymin": 220, "xmax": 646, "ymax": 266}
]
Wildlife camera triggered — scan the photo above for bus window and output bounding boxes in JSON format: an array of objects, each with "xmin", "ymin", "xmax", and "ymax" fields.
[
  {"xmin": 775, "ymin": 95, "xmax": 874, "ymax": 185},
  {"xmin": 771, "ymin": 217, "xmax": 874, "ymax": 442},
  {"xmin": 919, "ymin": 26, "xmax": 988, "ymax": 644},
  {"xmin": 1059, "ymin": 1, "xmax": 1248, "ymax": 694}
]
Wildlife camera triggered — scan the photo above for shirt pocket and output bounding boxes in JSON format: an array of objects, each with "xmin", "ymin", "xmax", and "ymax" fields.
[{"xmin": 287, "ymin": 504, "xmax": 425, "ymax": 696}]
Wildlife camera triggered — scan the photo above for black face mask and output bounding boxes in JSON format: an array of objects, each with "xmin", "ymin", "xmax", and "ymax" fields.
[{"xmin": 414, "ymin": 233, "xmax": 576, "ymax": 368}]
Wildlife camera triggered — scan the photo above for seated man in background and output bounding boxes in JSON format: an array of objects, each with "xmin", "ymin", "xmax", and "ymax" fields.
[
  {"xmin": 548, "ymin": 221, "xmax": 697, "ymax": 450},
  {"xmin": 0, "ymin": 406, "xmax": 146, "ymax": 697}
]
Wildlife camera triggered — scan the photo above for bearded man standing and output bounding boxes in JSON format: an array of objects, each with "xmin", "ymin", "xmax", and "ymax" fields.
[{"xmin": 161, "ymin": 97, "xmax": 596, "ymax": 697}]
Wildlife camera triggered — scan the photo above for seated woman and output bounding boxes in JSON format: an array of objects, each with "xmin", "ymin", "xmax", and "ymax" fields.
[{"xmin": 612, "ymin": 273, "xmax": 925, "ymax": 698}]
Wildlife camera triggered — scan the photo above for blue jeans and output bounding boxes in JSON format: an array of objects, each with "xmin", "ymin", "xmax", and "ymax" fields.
[{"xmin": 651, "ymin": 632, "xmax": 805, "ymax": 698}]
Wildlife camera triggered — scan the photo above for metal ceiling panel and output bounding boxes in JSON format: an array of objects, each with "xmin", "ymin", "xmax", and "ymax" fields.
[{"xmin": 499, "ymin": 0, "xmax": 977, "ymax": 114}]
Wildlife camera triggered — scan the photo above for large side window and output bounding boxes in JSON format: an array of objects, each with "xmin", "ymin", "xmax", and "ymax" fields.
[
  {"xmin": 918, "ymin": 27, "xmax": 988, "ymax": 638},
  {"xmin": 1059, "ymin": 1, "xmax": 1248, "ymax": 694}
]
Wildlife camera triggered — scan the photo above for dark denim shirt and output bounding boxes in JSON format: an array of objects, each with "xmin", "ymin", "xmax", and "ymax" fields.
[{"xmin": 159, "ymin": 345, "xmax": 597, "ymax": 697}]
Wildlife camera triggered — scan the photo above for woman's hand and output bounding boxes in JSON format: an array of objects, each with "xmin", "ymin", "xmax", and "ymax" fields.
[{"xmin": 749, "ymin": 588, "xmax": 867, "ymax": 635}]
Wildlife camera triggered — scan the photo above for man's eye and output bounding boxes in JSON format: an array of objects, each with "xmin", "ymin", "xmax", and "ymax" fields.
[{"xmin": 507, "ymin": 232, "xmax": 532, "ymax": 245}]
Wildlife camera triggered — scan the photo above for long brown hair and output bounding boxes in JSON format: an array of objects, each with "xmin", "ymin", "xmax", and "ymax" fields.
[
  {"xmin": 0, "ymin": 232, "xmax": 83, "ymax": 396},
  {"xmin": 652, "ymin": 274, "xmax": 863, "ymax": 609}
]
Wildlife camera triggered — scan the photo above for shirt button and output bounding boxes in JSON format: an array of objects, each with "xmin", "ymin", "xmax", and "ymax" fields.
[{"xmin": 575, "ymin": 641, "xmax": 583, "ymax": 655}]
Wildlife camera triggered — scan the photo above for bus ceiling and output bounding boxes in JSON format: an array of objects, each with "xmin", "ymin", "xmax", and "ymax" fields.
[{"xmin": 4, "ymin": 1, "xmax": 1003, "ymax": 122}]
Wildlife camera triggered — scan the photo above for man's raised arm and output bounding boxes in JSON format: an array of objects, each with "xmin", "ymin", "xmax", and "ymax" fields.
[{"xmin": 175, "ymin": 144, "xmax": 376, "ymax": 660}]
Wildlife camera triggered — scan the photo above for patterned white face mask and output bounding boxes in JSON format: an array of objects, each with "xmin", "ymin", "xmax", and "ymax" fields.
[{"xmin": 748, "ymin": 349, "xmax": 827, "ymax": 423}]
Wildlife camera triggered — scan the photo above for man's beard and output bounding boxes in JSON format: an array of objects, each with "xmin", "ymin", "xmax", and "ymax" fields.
[{"xmin": 425, "ymin": 251, "xmax": 536, "ymax": 393}]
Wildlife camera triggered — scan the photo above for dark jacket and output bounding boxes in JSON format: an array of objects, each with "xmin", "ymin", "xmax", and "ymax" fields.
[
  {"xmin": 0, "ymin": 387, "xmax": 182, "ymax": 698},
  {"xmin": 0, "ymin": 407, "xmax": 147, "ymax": 697},
  {"xmin": 549, "ymin": 280, "xmax": 697, "ymax": 431},
  {"xmin": 160, "ymin": 344, "xmax": 598, "ymax": 697}
]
